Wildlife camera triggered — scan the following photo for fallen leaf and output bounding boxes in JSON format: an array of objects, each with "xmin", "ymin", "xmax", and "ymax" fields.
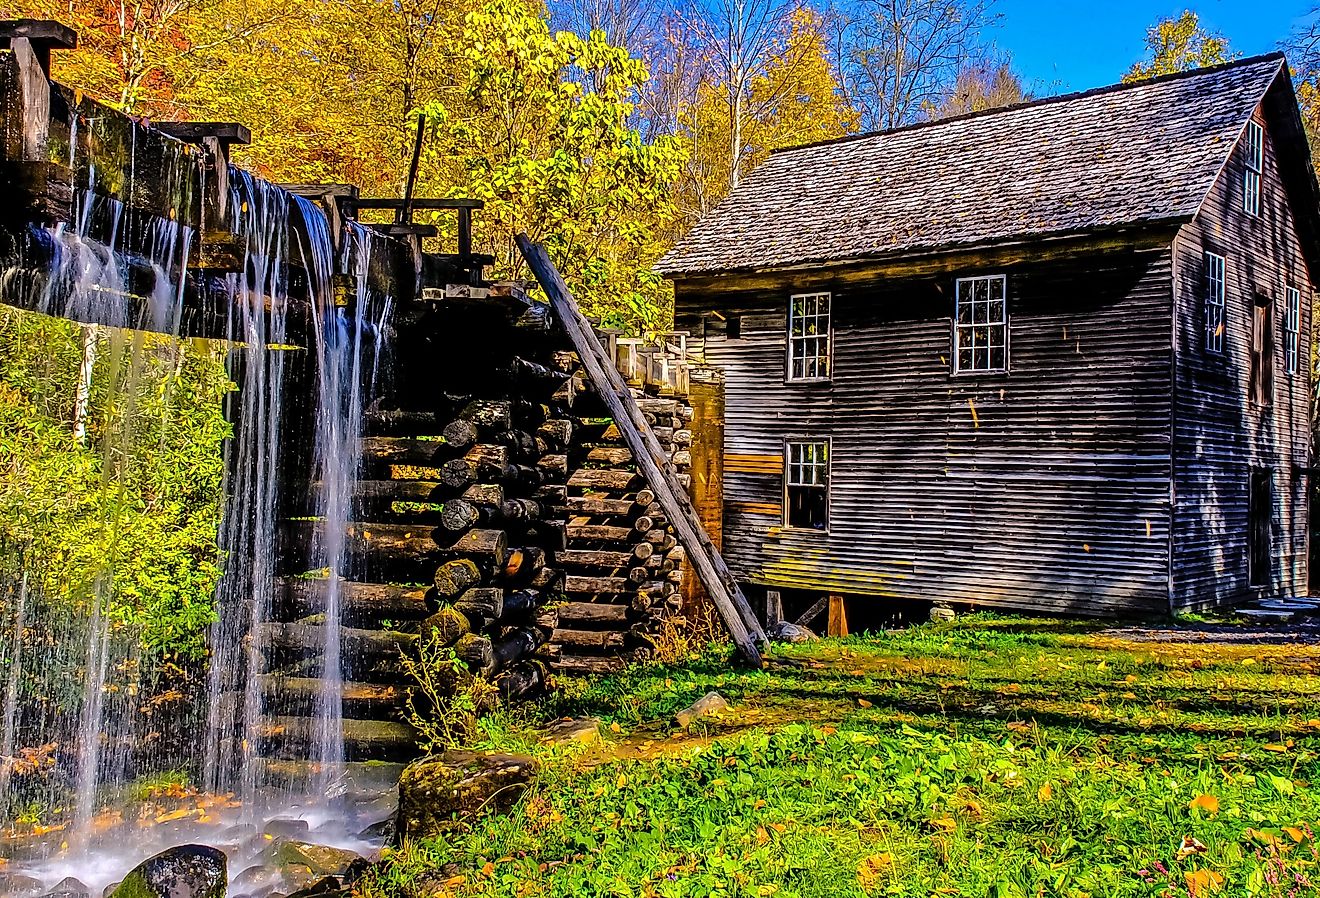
[
  {"xmin": 480, "ymin": 862, "xmax": 495, "ymax": 877},
  {"xmin": 609, "ymin": 722, "xmax": 621, "ymax": 733},
  {"xmin": 1184, "ymin": 869, "xmax": 1224, "ymax": 896},
  {"xmin": 857, "ymin": 852, "xmax": 893, "ymax": 889},
  {"xmin": 929, "ymin": 817, "xmax": 957, "ymax": 833},
  {"xmin": 1037, "ymin": 783, "xmax": 1053, "ymax": 802},
  {"xmin": 756, "ymin": 826, "xmax": 770, "ymax": 845},
  {"xmin": 1006, "ymin": 721, "xmax": 1031, "ymax": 733},
  {"xmin": 1282, "ymin": 826, "xmax": 1306, "ymax": 843},
  {"xmin": 1189, "ymin": 794, "xmax": 1220, "ymax": 815},
  {"xmin": 857, "ymin": 699, "xmax": 873, "ymax": 708},
  {"xmin": 1263, "ymin": 743, "xmax": 1287, "ymax": 753},
  {"xmin": 1176, "ymin": 836, "xmax": 1208, "ymax": 860}
]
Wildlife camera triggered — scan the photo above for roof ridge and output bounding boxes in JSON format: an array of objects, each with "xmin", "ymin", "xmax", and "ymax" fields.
[{"xmin": 769, "ymin": 52, "xmax": 1287, "ymax": 157}]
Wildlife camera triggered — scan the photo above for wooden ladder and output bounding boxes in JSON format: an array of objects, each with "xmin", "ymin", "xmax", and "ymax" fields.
[{"xmin": 516, "ymin": 235, "xmax": 766, "ymax": 666}]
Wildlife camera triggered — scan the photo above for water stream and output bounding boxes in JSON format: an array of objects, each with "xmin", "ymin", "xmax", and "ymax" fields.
[{"xmin": 0, "ymin": 131, "xmax": 396, "ymax": 895}]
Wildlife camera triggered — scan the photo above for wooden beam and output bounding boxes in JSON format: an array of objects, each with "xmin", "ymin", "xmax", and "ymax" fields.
[
  {"xmin": 796, "ymin": 595, "xmax": 828, "ymax": 628},
  {"xmin": 516, "ymin": 234, "xmax": 766, "ymax": 665},
  {"xmin": 827, "ymin": 595, "xmax": 848, "ymax": 638}
]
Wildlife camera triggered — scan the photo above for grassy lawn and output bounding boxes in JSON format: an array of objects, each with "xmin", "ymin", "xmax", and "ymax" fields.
[{"xmin": 365, "ymin": 617, "xmax": 1320, "ymax": 898}]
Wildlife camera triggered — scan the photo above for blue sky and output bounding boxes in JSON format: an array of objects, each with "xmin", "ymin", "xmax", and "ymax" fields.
[{"xmin": 995, "ymin": 0, "xmax": 1317, "ymax": 92}]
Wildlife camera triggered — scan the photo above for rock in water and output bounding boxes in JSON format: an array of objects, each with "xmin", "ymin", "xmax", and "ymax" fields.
[
  {"xmin": 397, "ymin": 751, "xmax": 536, "ymax": 839},
  {"xmin": 272, "ymin": 842, "xmax": 363, "ymax": 877},
  {"xmin": 768, "ymin": 621, "xmax": 818, "ymax": 643},
  {"xmin": 38, "ymin": 877, "xmax": 89, "ymax": 898},
  {"xmin": 675, "ymin": 691, "xmax": 729, "ymax": 729},
  {"xmin": 0, "ymin": 873, "xmax": 46, "ymax": 898},
  {"xmin": 108, "ymin": 845, "xmax": 226, "ymax": 898}
]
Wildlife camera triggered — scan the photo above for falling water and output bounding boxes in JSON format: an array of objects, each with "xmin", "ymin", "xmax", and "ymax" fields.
[
  {"xmin": 203, "ymin": 168, "xmax": 291, "ymax": 806},
  {"xmin": 294, "ymin": 201, "xmax": 393, "ymax": 789}
]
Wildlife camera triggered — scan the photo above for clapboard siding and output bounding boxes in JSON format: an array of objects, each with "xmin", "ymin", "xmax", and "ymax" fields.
[
  {"xmin": 1171, "ymin": 102, "xmax": 1313, "ymax": 609},
  {"xmin": 676, "ymin": 246, "xmax": 1176, "ymax": 615}
]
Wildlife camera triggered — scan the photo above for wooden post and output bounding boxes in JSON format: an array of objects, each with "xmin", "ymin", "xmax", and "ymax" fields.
[
  {"xmin": 764, "ymin": 589, "xmax": 783, "ymax": 626},
  {"xmin": 827, "ymin": 595, "xmax": 848, "ymax": 638},
  {"xmin": 516, "ymin": 234, "xmax": 765, "ymax": 665},
  {"xmin": 681, "ymin": 366, "xmax": 724, "ymax": 615}
]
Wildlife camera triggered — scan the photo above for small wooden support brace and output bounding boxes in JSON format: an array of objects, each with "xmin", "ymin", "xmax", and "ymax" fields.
[
  {"xmin": 796, "ymin": 595, "xmax": 828, "ymax": 628},
  {"xmin": 156, "ymin": 121, "xmax": 251, "ymax": 235},
  {"xmin": 516, "ymin": 234, "xmax": 767, "ymax": 666},
  {"xmin": 827, "ymin": 595, "xmax": 848, "ymax": 638},
  {"xmin": 0, "ymin": 20, "xmax": 76, "ymax": 77}
]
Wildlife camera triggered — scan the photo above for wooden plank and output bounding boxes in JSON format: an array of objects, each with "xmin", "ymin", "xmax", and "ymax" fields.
[
  {"xmin": 518, "ymin": 235, "xmax": 765, "ymax": 664},
  {"xmin": 827, "ymin": 595, "xmax": 848, "ymax": 638},
  {"xmin": 563, "ymin": 495, "xmax": 636, "ymax": 516},
  {"xmin": 796, "ymin": 595, "xmax": 828, "ymax": 628}
]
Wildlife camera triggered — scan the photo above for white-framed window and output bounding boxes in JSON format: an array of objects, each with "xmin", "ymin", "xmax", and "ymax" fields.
[
  {"xmin": 1284, "ymin": 286, "xmax": 1301, "ymax": 375},
  {"xmin": 1204, "ymin": 252, "xmax": 1225, "ymax": 354},
  {"xmin": 1244, "ymin": 120, "xmax": 1263, "ymax": 216},
  {"xmin": 784, "ymin": 440, "xmax": 829, "ymax": 530},
  {"xmin": 953, "ymin": 274, "xmax": 1008, "ymax": 373},
  {"xmin": 787, "ymin": 292, "xmax": 831, "ymax": 381}
]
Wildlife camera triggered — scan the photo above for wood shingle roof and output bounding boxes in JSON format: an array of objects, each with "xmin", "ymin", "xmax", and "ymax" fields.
[{"xmin": 657, "ymin": 54, "xmax": 1289, "ymax": 277}]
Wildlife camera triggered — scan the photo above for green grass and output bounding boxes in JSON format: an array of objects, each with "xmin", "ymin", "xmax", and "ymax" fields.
[{"xmin": 367, "ymin": 617, "xmax": 1320, "ymax": 898}]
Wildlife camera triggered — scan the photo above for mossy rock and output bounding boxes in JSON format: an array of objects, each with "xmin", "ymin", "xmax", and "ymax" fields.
[
  {"xmin": 397, "ymin": 751, "xmax": 536, "ymax": 839},
  {"xmin": 107, "ymin": 845, "xmax": 225, "ymax": 898},
  {"xmin": 272, "ymin": 841, "xmax": 363, "ymax": 877}
]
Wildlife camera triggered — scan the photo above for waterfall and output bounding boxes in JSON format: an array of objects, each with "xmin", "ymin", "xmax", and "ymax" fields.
[
  {"xmin": 203, "ymin": 168, "xmax": 291, "ymax": 805},
  {"xmin": 294, "ymin": 201, "xmax": 393, "ymax": 790}
]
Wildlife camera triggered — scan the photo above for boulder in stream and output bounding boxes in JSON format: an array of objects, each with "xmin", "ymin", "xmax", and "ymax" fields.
[
  {"xmin": 106, "ymin": 845, "xmax": 225, "ymax": 898},
  {"xmin": 397, "ymin": 751, "xmax": 536, "ymax": 839},
  {"xmin": 0, "ymin": 873, "xmax": 47, "ymax": 898},
  {"xmin": 39, "ymin": 878, "xmax": 90, "ymax": 898},
  {"xmin": 272, "ymin": 842, "xmax": 362, "ymax": 878}
]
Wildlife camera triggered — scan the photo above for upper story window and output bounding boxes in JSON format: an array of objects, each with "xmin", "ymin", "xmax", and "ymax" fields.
[
  {"xmin": 787, "ymin": 292, "xmax": 831, "ymax": 381},
  {"xmin": 784, "ymin": 440, "xmax": 829, "ymax": 530},
  {"xmin": 954, "ymin": 274, "xmax": 1008, "ymax": 373},
  {"xmin": 1284, "ymin": 286, "xmax": 1301, "ymax": 375},
  {"xmin": 1244, "ymin": 120, "xmax": 1263, "ymax": 216},
  {"xmin": 1250, "ymin": 292, "xmax": 1274, "ymax": 407},
  {"xmin": 1204, "ymin": 252, "xmax": 1225, "ymax": 354}
]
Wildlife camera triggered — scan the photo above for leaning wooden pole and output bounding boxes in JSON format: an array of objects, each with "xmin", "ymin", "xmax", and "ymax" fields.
[{"xmin": 516, "ymin": 235, "xmax": 766, "ymax": 666}]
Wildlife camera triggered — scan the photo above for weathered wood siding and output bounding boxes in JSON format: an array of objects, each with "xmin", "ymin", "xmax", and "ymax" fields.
[
  {"xmin": 1171, "ymin": 101, "xmax": 1313, "ymax": 609},
  {"xmin": 675, "ymin": 246, "xmax": 1176, "ymax": 616}
]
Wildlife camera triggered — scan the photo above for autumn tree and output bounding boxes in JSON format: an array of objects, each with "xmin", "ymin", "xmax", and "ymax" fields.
[
  {"xmin": 678, "ymin": 7, "xmax": 856, "ymax": 220},
  {"xmin": 419, "ymin": 0, "xmax": 686, "ymax": 331},
  {"xmin": 1123, "ymin": 10, "xmax": 1234, "ymax": 83},
  {"xmin": 690, "ymin": 0, "xmax": 801, "ymax": 190},
  {"xmin": 1284, "ymin": 8, "xmax": 1320, "ymax": 164},
  {"xmin": 834, "ymin": 0, "xmax": 999, "ymax": 130},
  {"xmin": 931, "ymin": 57, "xmax": 1027, "ymax": 118}
]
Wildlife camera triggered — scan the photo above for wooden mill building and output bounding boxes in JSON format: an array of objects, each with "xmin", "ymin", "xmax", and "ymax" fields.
[{"xmin": 658, "ymin": 54, "xmax": 1320, "ymax": 618}]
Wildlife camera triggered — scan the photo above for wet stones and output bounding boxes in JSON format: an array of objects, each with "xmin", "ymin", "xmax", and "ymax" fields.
[
  {"xmin": 272, "ymin": 842, "xmax": 364, "ymax": 878},
  {"xmin": 396, "ymin": 751, "xmax": 536, "ymax": 839},
  {"xmin": 36, "ymin": 877, "xmax": 88, "ymax": 898},
  {"xmin": 106, "ymin": 845, "xmax": 225, "ymax": 898}
]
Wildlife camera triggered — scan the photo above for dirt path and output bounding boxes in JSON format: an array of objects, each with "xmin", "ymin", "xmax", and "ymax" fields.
[{"xmin": 1100, "ymin": 618, "xmax": 1320, "ymax": 644}]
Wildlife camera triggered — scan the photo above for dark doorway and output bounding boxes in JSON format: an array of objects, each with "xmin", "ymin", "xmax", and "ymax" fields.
[{"xmin": 1249, "ymin": 468, "xmax": 1273, "ymax": 587}]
